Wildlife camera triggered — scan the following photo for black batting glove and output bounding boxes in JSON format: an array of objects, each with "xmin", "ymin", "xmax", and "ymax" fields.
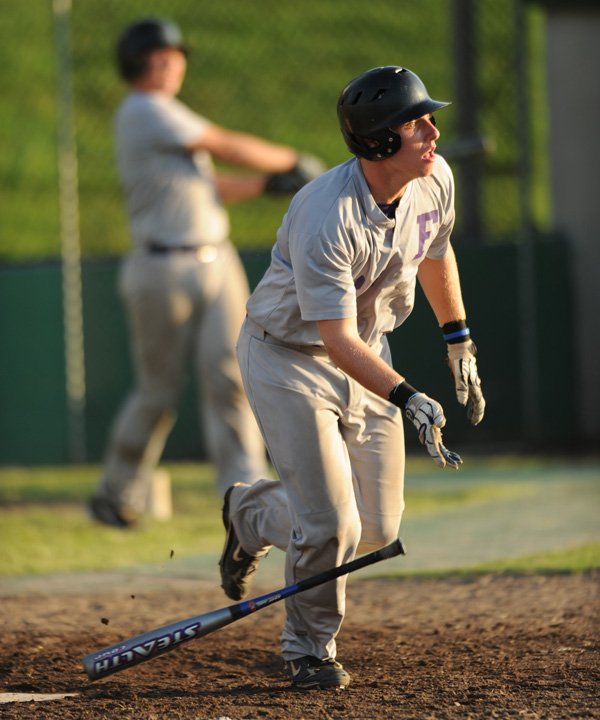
[{"xmin": 264, "ymin": 153, "xmax": 327, "ymax": 195}]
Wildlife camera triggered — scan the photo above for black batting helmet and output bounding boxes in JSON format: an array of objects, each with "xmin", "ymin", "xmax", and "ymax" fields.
[
  {"xmin": 337, "ymin": 66, "xmax": 450, "ymax": 161},
  {"xmin": 116, "ymin": 18, "xmax": 189, "ymax": 81}
]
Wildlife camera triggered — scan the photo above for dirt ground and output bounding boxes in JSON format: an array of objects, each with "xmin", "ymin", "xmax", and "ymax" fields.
[{"xmin": 1, "ymin": 571, "xmax": 598, "ymax": 720}]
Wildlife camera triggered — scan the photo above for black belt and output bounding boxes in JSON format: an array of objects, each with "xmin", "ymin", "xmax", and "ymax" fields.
[{"xmin": 147, "ymin": 242, "xmax": 202, "ymax": 254}]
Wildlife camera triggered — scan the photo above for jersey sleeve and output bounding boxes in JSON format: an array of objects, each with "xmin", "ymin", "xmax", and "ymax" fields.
[
  {"xmin": 138, "ymin": 97, "xmax": 209, "ymax": 150},
  {"xmin": 290, "ymin": 229, "xmax": 357, "ymax": 322},
  {"xmin": 426, "ymin": 156, "xmax": 455, "ymax": 259}
]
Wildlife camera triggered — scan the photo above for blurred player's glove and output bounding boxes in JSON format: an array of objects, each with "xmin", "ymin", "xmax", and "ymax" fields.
[
  {"xmin": 264, "ymin": 153, "xmax": 326, "ymax": 195},
  {"xmin": 404, "ymin": 392, "xmax": 463, "ymax": 469},
  {"xmin": 447, "ymin": 341, "xmax": 486, "ymax": 426}
]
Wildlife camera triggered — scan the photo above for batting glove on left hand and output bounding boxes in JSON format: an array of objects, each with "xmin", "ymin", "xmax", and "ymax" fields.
[
  {"xmin": 264, "ymin": 153, "xmax": 327, "ymax": 195},
  {"xmin": 447, "ymin": 341, "xmax": 486, "ymax": 426},
  {"xmin": 405, "ymin": 392, "xmax": 463, "ymax": 469}
]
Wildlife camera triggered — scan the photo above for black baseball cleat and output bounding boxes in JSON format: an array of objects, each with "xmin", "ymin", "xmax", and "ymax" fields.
[
  {"xmin": 219, "ymin": 485, "xmax": 261, "ymax": 600},
  {"xmin": 285, "ymin": 656, "xmax": 351, "ymax": 690},
  {"xmin": 88, "ymin": 496, "xmax": 136, "ymax": 529}
]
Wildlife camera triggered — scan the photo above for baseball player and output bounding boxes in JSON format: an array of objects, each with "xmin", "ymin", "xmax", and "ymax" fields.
[
  {"xmin": 218, "ymin": 66, "xmax": 486, "ymax": 689},
  {"xmin": 89, "ymin": 18, "xmax": 325, "ymax": 527}
]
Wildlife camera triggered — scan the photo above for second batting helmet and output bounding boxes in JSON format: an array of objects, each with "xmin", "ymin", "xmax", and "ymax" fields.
[
  {"xmin": 337, "ymin": 66, "xmax": 450, "ymax": 161},
  {"xmin": 116, "ymin": 18, "xmax": 189, "ymax": 81}
]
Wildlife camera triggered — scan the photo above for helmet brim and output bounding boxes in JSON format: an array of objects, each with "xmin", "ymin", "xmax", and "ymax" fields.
[{"xmin": 385, "ymin": 98, "xmax": 450, "ymax": 129}]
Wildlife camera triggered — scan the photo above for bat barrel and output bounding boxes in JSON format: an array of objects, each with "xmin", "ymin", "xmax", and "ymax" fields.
[{"xmin": 83, "ymin": 606, "xmax": 234, "ymax": 681}]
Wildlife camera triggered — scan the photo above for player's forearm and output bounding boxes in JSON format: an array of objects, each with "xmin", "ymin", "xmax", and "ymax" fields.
[
  {"xmin": 218, "ymin": 134, "xmax": 297, "ymax": 171},
  {"xmin": 215, "ymin": 173, "xmax": 266, "ymax": 202},
  {"xmin": 417, "ymin": 248, "xmax": 466, "ymax": 325},
  {"xmin": 189, "ymin": 125, "xmax": 298, "ymax": 172},
  {"xmin": 317, "ymin": 318, "xmax": 402, "ymax": 399}
]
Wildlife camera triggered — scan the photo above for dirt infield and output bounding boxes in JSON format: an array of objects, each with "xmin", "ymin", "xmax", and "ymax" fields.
[{"xmin": 2, "ymin": 571, "xmax": 598, "ymax": 719}]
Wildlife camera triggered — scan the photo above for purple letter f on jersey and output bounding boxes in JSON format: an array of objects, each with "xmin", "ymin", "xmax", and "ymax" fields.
[{"xmin": 413, "ymin": 210, "xmax": 439, "ymax": 259}]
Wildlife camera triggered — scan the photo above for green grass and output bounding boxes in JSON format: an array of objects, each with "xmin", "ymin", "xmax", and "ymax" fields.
[
  {"xmin": 0, "ymin": 464, "xmax": 223, "ymax": 575},
  {"xmin": 0, "ymin": 0, "xmax": 549, "ymax": 261},
  {"xmin": 405, "ymin": 481, "xmax": 533, "ymax": 516},
  {"xmin": 1, "ymin": 459, "xmax": 598, "ymax": 577},
  {"xmin": 470, "ymin": 543, "xmax": 600, "ymax": 574},
  {"xmin": 402, "ymin": 544, "xmax": 600, "ymax": 578}
]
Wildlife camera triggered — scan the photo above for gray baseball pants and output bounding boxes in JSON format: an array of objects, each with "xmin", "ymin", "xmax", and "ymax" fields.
[
  {"xmin": 96, "ymin": 242, "xmax": 267, "ymax": 514},
  {"xmin": 233, "ymin": 317, "xmax": 405, "ymax": 661}
]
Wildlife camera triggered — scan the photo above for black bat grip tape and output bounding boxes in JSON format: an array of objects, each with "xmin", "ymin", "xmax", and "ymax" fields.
[{"xmin": 295, "ymin": 537, "xmax": 406, "ymax": 593}]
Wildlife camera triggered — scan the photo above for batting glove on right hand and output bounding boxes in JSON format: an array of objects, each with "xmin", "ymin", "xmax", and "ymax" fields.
[
  {"xmin": 405, "ymin": 392, "xmax": 463, "ymax": 469},
  {"xmin": 447, "ymin": 341, "xmax": 486, "ymax": 426}
]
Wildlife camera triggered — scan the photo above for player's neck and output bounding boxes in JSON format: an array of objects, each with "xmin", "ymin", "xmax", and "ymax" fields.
[
  {"xmin": 130, "ymin": 75, "xmax": 180, "ymax": 96},
  {"xmin": 360, "ymin": 158, "xmax": 409, "ymax": 204}
]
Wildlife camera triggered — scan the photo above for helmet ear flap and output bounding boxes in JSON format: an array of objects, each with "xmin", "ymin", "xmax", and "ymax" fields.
[
  {"xmin": 119, "ymin": 53, "xmax": 150, "ymax": 81},
  {"xmin": 351, "ymin": 127, "xmax": 402, "ymax": 161}
]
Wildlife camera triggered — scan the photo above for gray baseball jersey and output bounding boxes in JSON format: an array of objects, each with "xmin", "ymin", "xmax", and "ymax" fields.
[
  {"xmin": 115, "ymin": 91, "xmax": 229, "ymax": 248},
  {"xmin": 233, "ymin": 154, "xmax": 455, "ymax": 661},
  {"xmin": 247, "ymin": 155, "xmax": 454, "ymax": 352}
]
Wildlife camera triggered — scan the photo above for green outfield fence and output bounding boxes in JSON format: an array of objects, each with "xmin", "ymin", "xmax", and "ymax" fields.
[
  {"xmin": 0, "ymin": 240, "xmax": 574, "ymax": 465},
  {"xmin": 1, "ymin": 0, "xmax": 569, "ymax": 464}
]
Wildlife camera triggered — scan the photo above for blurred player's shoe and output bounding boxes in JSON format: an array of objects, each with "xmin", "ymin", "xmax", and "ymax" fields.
[
  {"xmin": 88, "ymin": 496, "xmax": 136, "ymax": 529},
  {"xmin": 285, "ymin": 656, "xmax": 351, "ymax": 690},
  {"xmin": 219, "ymin": 484, "xmax": 261, "ymax": 600}
]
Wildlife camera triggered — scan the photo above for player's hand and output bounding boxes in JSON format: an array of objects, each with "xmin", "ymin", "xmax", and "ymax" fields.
[
  {"xmin": 447, "ymin": 341, "xmax": 486, "ymax": 426},
  {"xmin": 264, "ymin": 153, "xmax": 326, "ymax": 195},
  {"xmin": 405, "ymin": 393, "xmax": 462, "ymax": 469}
]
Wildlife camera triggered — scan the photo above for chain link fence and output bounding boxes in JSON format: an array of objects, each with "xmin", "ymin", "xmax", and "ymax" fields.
[{"xmin": 1, "ymin": 0, "xmax": 547, "ymax": 262}]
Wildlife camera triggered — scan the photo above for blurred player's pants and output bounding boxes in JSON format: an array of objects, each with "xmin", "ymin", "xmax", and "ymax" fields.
[
  {"xmin": 233, "ymin": 317, "xmax": 405, "ymax": 661},
  {"xmin": 96, "ymin": 241, "xmax": 267, "ymax": 515}
]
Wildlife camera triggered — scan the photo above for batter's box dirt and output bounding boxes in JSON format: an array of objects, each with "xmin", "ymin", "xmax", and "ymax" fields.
[{"xmin": 1, "ymin": 573, "xmax": 598, "ymax": 719}]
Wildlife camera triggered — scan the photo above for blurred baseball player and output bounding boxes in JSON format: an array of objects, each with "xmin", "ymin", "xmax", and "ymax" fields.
[
  {"xmin": 89, "ymin": 18, "xmax": 325, "ymax": 527},
  {"xmin": 219, "ymin": 66, "xmax": 485, "ymax": 689}
]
